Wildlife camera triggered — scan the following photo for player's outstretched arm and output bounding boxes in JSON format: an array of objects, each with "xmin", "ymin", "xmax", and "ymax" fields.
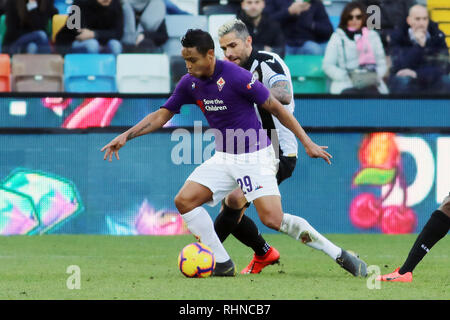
[
  {"xmin": 261, "ymin": 94, "xmax": 332, "ymax": 164},
  {"xmin": 270, "ymin": 80, "xmax": 292, "ymax": 105},
  {"xmin": 101, "ymin": 108, "xmax": 174, "ymax": 162}
]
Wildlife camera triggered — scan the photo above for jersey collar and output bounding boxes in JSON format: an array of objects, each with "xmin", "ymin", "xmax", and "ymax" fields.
[{"xmin": 243, "ymin": 49, "xmax": 257, "ymax": 71}]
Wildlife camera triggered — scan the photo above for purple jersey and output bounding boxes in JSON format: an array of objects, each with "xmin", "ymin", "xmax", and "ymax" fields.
[{"xmin": 162, "ymin": 60, "xmax": 271, "ymax": 154}]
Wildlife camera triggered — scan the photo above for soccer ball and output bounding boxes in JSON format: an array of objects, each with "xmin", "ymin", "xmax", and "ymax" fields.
[{"xmin": 178, "ymin": 242, "xmax": 216, "ymax": 278}]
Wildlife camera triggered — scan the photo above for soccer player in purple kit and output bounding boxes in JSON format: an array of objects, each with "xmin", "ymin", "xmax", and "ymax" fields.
[{"xmin": 101, "ymin": 29, "xmax": 368, "ymax": 277}]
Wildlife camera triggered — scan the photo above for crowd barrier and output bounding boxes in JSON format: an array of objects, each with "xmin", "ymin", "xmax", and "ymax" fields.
[{"xmin": 0, "ymin": 94, "xmax": 449, "ymax": 235}]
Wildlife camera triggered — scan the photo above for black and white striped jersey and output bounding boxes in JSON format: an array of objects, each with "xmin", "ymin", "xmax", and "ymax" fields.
[{"xmin": 243, "ymin": 50, "xmax": 298, "ymax": 157}]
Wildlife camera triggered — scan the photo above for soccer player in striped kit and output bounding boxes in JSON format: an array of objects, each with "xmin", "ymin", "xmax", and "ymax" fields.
[
  {"xmin": 215, "ymin": 19, "xmax": 367, "ymax": 276},
  {"xmin": 101, "ymin": 28, "xmax": 367, "ymax": 277}
]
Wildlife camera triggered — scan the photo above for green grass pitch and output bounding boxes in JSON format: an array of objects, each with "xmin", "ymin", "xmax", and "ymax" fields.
[{"xmin": 0, "ymin": 234, "xmax": 448, "ymax": 300}]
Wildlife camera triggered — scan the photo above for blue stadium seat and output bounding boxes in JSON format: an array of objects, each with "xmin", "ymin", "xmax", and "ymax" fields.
[
  {"xmin": 330, "ymin": 15, "xmax": 340, "ymax": 30},
  {"xmin": 64, "ymin": 54, "xmax": 116, "ymax": 93},
  {"xmin": 54, "ymin": 0, "xmax": 73, "ymax": 14},
  {"xmin": 324, "ymin": 0, "xmax": 350, "ymax": 17},
  {"xmin": 163, "ymin": 15, "xmax": 208, "ymax": 56}
]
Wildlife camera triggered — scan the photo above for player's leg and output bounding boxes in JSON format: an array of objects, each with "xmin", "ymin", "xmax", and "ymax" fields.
[
  {"xmin": 178, "ymin": 152, "xmax": 244, "ymax": 276},
  {"xmin": 253, "ymin": 195, "xmax": 340, "ymax": 257},
  {"xmin": 214, "ymin": 155, "xmax": 297, "ymax": 273},
  {"xmin": 228, "ymin": 155, "xmax": 297, "ymax": 254},
  {"xmin": 174, "ymin": 181, "xmax": 232, "ymax": 267},
  {"xmin": 214, "ymin": 188, "xmax": 247, "ymax": 243},
  {"xmin": 378, "ymin": 193, "xmax": 450, "ymax": 282},
  {"xmin": 252, "ymin": 195, "xmax": 368, "ymax": 277},
  {"xmin": 214, "ymin": 188, "xmax": 272, "ymax": 255},
  {"xmin": 400, "ymin": 194, "xmax": 450, "ymax": 274},
  {"xmin": 214, "ymin": 188, "xmax": 279, "ymax": 274}
]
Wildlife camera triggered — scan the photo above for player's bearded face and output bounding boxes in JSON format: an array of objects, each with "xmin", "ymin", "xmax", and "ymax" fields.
[
  {"xmin": 181, "ymin": 47, "xmax": 215, "ymax": 78},
  {"xmin": 219, "ymin": 33, "xmax": 251, "ymax": 67}
]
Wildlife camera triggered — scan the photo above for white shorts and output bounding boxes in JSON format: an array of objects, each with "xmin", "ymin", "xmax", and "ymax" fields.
[{"xmin": 187, "ymin": 146, "xmax": 281, "ymax": 207}]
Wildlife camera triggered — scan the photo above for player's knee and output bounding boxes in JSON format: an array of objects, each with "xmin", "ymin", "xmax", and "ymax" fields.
[
  {"xmin": 260, "ymin": 215, "xmax": 282, "ymax": 231},
  {"xmin": 225, "ymin": 193, "xmax": 247, "ymax": 210},
  {"xmin": 174, "ymin": 193, "xmax": 194, "ymax": 214}
]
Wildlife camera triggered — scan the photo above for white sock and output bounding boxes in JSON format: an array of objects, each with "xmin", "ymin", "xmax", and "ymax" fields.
[
  {"xmin": 181, "ymin": 206, "xmax": 231, "ymax": 263},
  {"xmin": 279, "ymin": 213, "xmax": 342, "ymax": 260}
]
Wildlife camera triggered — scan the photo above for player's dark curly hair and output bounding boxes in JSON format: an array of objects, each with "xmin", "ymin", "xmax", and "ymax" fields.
[{"xmin": 181, "ymin": 29, "xmax": 215, "ymax": 56}]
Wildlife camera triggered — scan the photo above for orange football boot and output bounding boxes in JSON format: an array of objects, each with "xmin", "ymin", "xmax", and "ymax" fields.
[
  {"xmin": 376, "ymin": 267, "xmax": 413, "ymax": 282},
  {"xmin": 240, "ymin": 247, "xmax": 280, "ymax": 274}
]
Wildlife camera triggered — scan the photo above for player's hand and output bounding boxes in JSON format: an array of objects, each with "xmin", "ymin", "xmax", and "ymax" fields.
[
  {"xmin": 304, "ymin": 142, "xmax": 332, "ymax": 165},
  {"xmin": 101, "ymin": 134, "xmax": 127, "ymax": 162}
]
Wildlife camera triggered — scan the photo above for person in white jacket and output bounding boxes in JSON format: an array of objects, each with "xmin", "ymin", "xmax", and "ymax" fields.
[{"xmin": 322, "ymin": 1, "xmax": 388, "ymax": 94}]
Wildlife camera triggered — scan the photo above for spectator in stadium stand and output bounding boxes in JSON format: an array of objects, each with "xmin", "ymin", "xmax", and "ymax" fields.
[
  {"xmin": 163, "ymin": 0, "xmax": 190, "ymax": 14},
  {"xmin": 2, "ymin": 0, "xmax": 57, "ymax": 54},
  {"xmin": 0, "ymin": 0, "xmax": 7, "ymax": 16},
  {"xmin": 264, "ymin": 0, "xmax": 333, "ymax": 56},
  {"xmin": 322, "ymin": 1, "xmax": 388, "ymax": 94},
  {"xmin": 356, "ymin": 0, "xmax": 417, "ymax": 53},
  {"xmin": 389, "ymin": 4, "xmax": 450, "ymax": 94},
  {"xmin": 121, "ymin": 0, "xmax": 168, "ymax": 53},
  {"xmin": 55, "ymin": 0, "xmax": 123, "ymax": 55},
  {"xmin": 237, "ymin": 0, "xmax": 285, "ymax": 58}
]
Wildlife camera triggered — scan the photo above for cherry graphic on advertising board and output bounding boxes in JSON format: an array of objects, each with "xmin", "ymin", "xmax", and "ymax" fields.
[
  {"xmin": 380, "ymin": 205, "xmax": 417, "ymax": 234},
  {"xmin": 350, "ymin": 132, "xmax": 417, "ymax": 233},
  {"xmin": 349, "ymin": 193, "xmax": 382, "ymax": 229}
]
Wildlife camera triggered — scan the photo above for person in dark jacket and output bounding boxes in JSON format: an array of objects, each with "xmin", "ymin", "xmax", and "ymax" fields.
[
  {"xmin": 0, "ymin": 0, "xmax": 7, "ymax": 16},
  {"xmin": 356, "ymin": 0, "xmax": 417, "ymax": 52},
  {"xmin": 264, "ymin": 0, "xmax": 333, "ymax": 55},
  {"xmin": 389, "ymin": 4, "xmax": 450, "ymax": 94},
  {"xmin": 55, "ymin": 0, "xmax": 123, "ymax": 55},
  {"xmin": 2, "ymin": 0, "xmax": 57, "ymax": 54},
  {"xmin": 121, "ymin": 0, "xmax": 168, "ymax": 53},
  {"xmin": 238, "ymin": 0, "xmax": 285, "ymax": 58}
]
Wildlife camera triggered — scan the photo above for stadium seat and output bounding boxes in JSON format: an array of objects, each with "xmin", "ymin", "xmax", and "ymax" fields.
[
  {"xmin": 163, "ymin": 15, "xmax": 208, "ymax": 57},
  {"xmin": 201, "ymin": 4, "xmax": 239, "ymax": 15},
  {"xmin": 0, "ymin": 54, "xmax": 10, "ymax": 92},
  {"xmin": 330, "ymin": 15, "xmax": 340, "ymax": 30},
  {"xmin": 431, "ymin": 9, "xmax": 450, "ymax": 22},
  {"xmin": 438, "ymin": 23, "xmax": 450, "ymax": 35},
  {"xmin": 64, "ymin": 54, "xmax": 116, "ymax": 93},
  {"xmin": 11, "ymin": 54, "xmax": 64, "ymax": 92},
  {"xmin": 0, "ymin": 15, "xmax": 5, "ymax": 49},
  {"xmin": 428, "ymin": 0, "xmax": 450, "ymax": 9},
  {"xmin": 323, "ymin": 0, "xmax": 349, "ymax": 17},
  {"xmin": 284, "ymin": 55, "xmax": 328, "ymax": 94},
  {"xmin": 208, "ymin": 14, "xmax": 236, "ymax": 58},
  {"xmin": 52, "ymin": 14, "xmax": 68, "ymax": 43},
  {"xmin": 116, "ymin": 54, "xmax": 170, "ymax": 94},
  {"xmin": 169, "ymin": 55, "xmax": 187, "ymax": 90},
  {"xmin": 55, "ymin": 0, "xmax": 73, "ymax": 14},
  {"xmin": 170, "ymin": 0, "xmax": 199, "ymax": 15}
]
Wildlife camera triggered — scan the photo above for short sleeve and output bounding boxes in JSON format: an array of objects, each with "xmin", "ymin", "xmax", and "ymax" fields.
[
  {"xmin": 261, "ymin": 60, "xmax": 288, "ymax": 88},
  {"xmin": 161, "ymin": 75, "xmax": 194, "ymax": 114},
  {"xmin": 233, "ymin": 67, "xmax": 270, "ymax": 106}
]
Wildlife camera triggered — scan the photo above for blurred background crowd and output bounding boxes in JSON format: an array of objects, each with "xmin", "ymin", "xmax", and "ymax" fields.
[{"xmin": 0, "ymin": 0, "xmax": 448, "ymax": 94}]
